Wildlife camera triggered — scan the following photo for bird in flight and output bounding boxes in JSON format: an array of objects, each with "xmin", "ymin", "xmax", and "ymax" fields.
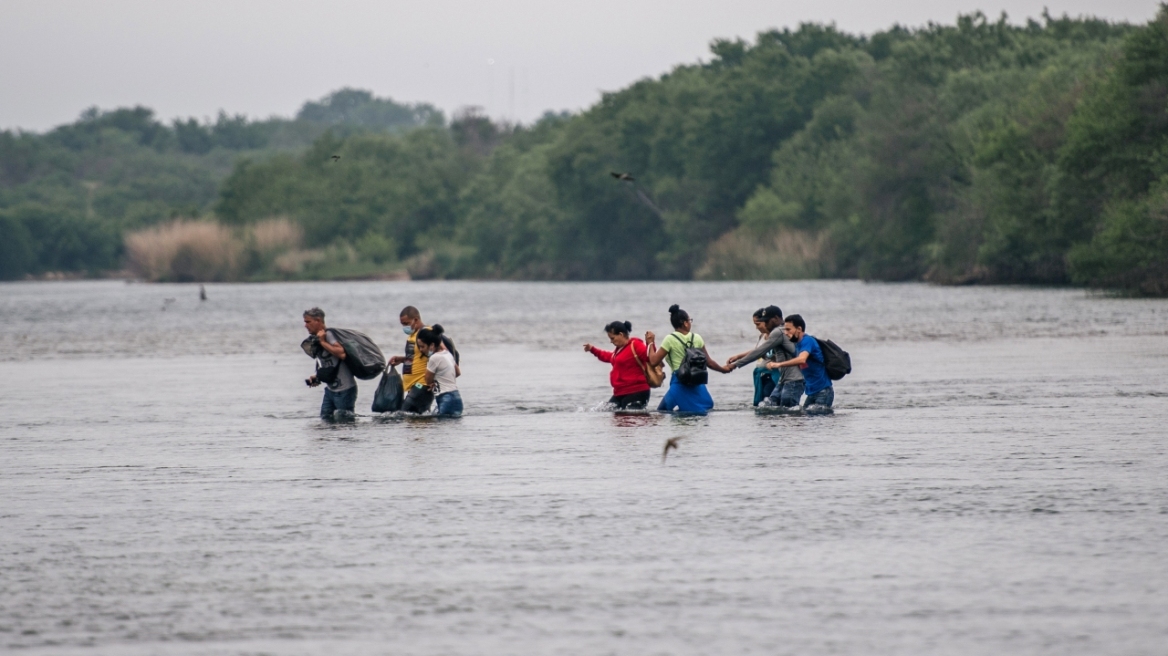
[
  {"xmin": 610, "ymin": 172, "xmax": 634, "ymax": 182},
  {"xmin": 331, "ymin": 155, "xmax": 341, "ymax": 162},
  {"xmin": 662, "ymin": 436, "xmax": 683, "ymax": 463}
]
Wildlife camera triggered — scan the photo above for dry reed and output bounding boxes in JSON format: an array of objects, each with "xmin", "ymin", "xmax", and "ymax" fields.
[
  {"xmin": 124, "ymin": 220, "xmax": 243, "ymax": 282},
  {"xmin": 696, "ymin": 228, "xmax": 830, "ymax": 280},
  {"xmin": 249, "ymin": 217, "xmax": 303, "ymax": 257}
]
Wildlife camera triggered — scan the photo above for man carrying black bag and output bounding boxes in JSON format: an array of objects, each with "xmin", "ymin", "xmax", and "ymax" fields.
[{"xmin": 302, "ymin": 307, "xmax": 357, "ymax": 420}]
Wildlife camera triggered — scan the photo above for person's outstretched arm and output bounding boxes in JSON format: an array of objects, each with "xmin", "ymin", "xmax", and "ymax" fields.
[
  {"xmin": 703, "ymin": 347, "xmax": 731, "ymax": 374},
  {"xmin": 727, "ymin": 332, "xmax": 785, "ymax": 369},
  {"xmin": 768, "ymin": 351, "xmax": 808, "ymax": 370},
  {"xmin": 585, "ymin": 344, "xmax": 614, "ymax": 362}
]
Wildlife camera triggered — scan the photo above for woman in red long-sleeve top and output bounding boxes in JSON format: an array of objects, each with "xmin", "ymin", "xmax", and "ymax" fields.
[{"xmin": 584, "ymin": 320, "xmax": 652, "ymax": 410}]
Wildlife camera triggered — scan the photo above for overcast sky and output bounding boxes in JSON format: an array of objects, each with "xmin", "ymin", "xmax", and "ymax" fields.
[{"xmin": 0, "ymin": 0, "xmax": 1159, "ymax": 132}]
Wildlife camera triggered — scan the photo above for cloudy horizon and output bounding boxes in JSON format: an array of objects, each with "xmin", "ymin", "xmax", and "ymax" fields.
[{"xmin": 1, "ymin": 0, "xmax": 1158, "ymax": 133}]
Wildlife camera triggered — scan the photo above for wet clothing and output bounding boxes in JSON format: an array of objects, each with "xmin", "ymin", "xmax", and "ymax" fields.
[
  {"xmin": 769, "ymin": 379, "xmax": 804, "ymax": 408},
  {"xmin": 401, "ymin": 328, "xmax": 459, "ymax": 390},
  {"xmin": 804, "ymin": 386, "xmax": 834, "ymax": 409},
  {"xmin": 426, "ymin": 350, "xmax": 458, "ymax": 395},
  {"xmin": 658, "ymin": 372, "xmax": 714, "ymax": 415},
  {"xmin": 796, "ymin": 334, "xmax": 832, "ymax": 397},
  {"xmin": 435, "ymin": 390, "xmax": 463, "ymax": 416},
  {"xmin": 610, "ymin": 389, "xmax": 650, "ymax": 410},
  {"xmin": 752, "ymin": 367, "xmax": 781, "ymax": 406},
  {"xmin": 660, "ymin": 332, "xmax": 704, "ymax": 372},
  {"xmin": 323, "ymin": 331, "xmax": 355, "ymax": 392},
  {"xmin": 401, "ymin": 331, "xmax": 425, "ymax": 390},
  {"xmin": 320, "ymin": 385, "xmax": 357, "ymax": 419},
  {"xmin": 589, "ymin": 338, "xmax": 651, "ymax": 397},
  {"xmin": 732, "ymin": 327, "xmax": 802, "ymax": 384}
]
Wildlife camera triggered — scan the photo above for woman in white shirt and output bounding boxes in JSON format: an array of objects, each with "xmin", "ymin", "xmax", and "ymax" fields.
[{"xmin": 417, "ymin": 325, "xmax": 462, "ymax": 417}]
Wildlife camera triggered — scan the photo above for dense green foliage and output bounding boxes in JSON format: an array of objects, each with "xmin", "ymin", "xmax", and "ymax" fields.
[
  {"xmin": 4, "ymin": 11, "xmax": 1167, "ymax": 293},
  {"xmin": 0, "ymin": 90, "xmax": 442, "ymax": 278}
]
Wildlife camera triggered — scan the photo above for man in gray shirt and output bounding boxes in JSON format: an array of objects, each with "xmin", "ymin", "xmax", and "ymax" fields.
[
  {"xmin": 727, "ymin": 305, "xmax": 804, "ymax": 407},
  {"xmin": 303, "ymin": 307, "xmax": 357, "ymax": 420}
]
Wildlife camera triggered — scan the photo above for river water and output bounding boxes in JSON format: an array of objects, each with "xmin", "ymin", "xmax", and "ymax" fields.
[{"xmin": 2, "ymin": 280, "xmax": 1166, "ymax": 655}]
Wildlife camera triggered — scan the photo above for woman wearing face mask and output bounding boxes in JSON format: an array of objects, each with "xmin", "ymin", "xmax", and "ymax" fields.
[
  {"xmin": 417, "ymin": 325, "xmax": 462, "ymax": 417},
  {"xmin": 584, "ymin": 320, "xmax": 652, "ymax": 410},
  {"xmin": 389, "ymin": 306, "xmax": 459, "ymax": 413}
]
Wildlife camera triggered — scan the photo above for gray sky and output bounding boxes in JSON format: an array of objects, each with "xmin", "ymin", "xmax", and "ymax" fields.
[{"xmin": 1, "ymin": 0, "xmax": 1159, "ymax": 132}]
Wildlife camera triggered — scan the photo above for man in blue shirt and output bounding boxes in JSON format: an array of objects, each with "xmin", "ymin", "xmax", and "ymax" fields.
[{"xmin": 765, "ymin": 314, "xmax": 833, "ymax": 410}]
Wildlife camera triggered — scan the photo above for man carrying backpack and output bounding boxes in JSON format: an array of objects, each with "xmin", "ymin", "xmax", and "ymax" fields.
[
  {"xmin": 766, "ymin": 314, "xmax": 833, "ymax": 411},
  {"xmin": 302, "ymin": 307, "xmax": 357, "ymax": 420}
]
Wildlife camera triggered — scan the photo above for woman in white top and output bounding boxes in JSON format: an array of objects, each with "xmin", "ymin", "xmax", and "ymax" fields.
[{"xmin": 417, "ymin": 325, "xmax": 462, "ymax": 416}]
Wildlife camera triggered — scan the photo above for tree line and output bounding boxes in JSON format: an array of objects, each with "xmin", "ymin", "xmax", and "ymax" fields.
[{"xmin": 2, "ymin": 10, "xmax": 1166, "ymax": 294}]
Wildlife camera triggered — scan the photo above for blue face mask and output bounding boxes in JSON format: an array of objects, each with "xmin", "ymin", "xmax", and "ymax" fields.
[{"xmin": 402, "ymin": 325, "xmax": 414, "ymax": 336}]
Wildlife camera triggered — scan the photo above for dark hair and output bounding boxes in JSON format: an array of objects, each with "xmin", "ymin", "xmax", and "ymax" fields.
[
  {"xmin": 604, "ymin": 320, "xmax": 632, "ymax": 336},
  {"xmin": 785, "ymin": 314, "xmax": 806, "ymax": 331},
  {"xmin": 416, "ymin": 323, "xmax": 445, "ymax": 347},
  {"xmin": 303, "ymin": 307, "xmax": 325, "ymax": 321},
  {"xmin": 668, "ymin": 304, "xmax": 690, "ymax": 329},
  {"xmin": 752, "ymin": 308, "xmax": 765, "ymax": 320},
  {"xmin": 760, "ymin": 305, "xmax": 783, "ymax": 322},
  {"xmin": 400, "ymin": 306, "xmax": 421, "ymax": 320}
]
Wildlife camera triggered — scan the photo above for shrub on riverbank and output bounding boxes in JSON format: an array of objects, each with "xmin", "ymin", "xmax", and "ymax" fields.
[
  {"xmin": 125, "ymin": 220, "xmax": 241, "ymax": 282},
  {"xmin": 123, "ymin": 217, "xmax": 407, "ymax": 282}
]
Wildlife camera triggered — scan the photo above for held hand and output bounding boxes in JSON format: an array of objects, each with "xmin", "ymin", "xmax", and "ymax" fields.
[
  {"xmin": 727, "ymin": 355, "xmax": 739, "ymax": 365},
  {"xmin": 724, "ymin": 359, "xmax": 735, "ymax": 369},
  {"xmin": 645, "ymin": 331, "xmax": 655, "ymax": 344}
]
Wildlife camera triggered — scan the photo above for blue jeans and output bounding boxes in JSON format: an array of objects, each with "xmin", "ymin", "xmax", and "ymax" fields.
[
  {"xmin": 435, "ymin": 391, "xmax": 463, "ymax": 417},
  {"xmin": 803, "ymin": 386, "xmax": 834, "ymax": 409},
  {"xmin": 768, "ymin": 379, "xmax": 805, "ymax": 408},
  {"xmin": 320, "ymin": 386, "xmax": 357, "ymax": 419}
]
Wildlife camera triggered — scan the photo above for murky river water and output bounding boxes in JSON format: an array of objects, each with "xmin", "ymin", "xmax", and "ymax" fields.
[{"xmin": 2, "ymin": 280, "xmax": 1167, "ymax": 655}]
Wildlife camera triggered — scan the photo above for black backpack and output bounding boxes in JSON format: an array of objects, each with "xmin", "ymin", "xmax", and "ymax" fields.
[
  {"xmin": 819, "ymin": 338, "xmax": 852, "ymax": 380},
  {"xmin": 672, "ymin": 332, "xmax": 708, "ymax": 386}
]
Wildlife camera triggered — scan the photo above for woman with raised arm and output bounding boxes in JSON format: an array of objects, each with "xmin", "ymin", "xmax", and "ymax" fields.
[
  {"xmin": 584, "ymin": 320, "xmax": 652, "ymax": 410},
  {"xmin": 645, "ymin": 304, "xmax": 729, "ymax": 415}
]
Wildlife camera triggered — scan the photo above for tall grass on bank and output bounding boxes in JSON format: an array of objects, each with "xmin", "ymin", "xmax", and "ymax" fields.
[
  {"xmin": 696, "ymin": 228, "xmax": 829, "ymax": 280},
  {"xmin": 123, "ymin": 217, "xmax": 407, "ymax": 281},
  {"xmin": 125, "ymin": 220, "xmax": 242, "ymax": 282}
]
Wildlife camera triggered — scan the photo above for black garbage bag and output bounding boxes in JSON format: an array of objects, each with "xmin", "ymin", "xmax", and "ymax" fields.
[
  {"xmin": 329, "ymin": 328, "xmax": 386, "ymax": 380},
  {"xmin": 301, "ymin": 334, "xmax": 340, "ymax": 385},
  {"xmin": 372, "ymin": 365, "xmax": 404, "ymax": 413},
  {"xmin": 301, "ymin": 328, "xmax": 386, "ymax": 380}
]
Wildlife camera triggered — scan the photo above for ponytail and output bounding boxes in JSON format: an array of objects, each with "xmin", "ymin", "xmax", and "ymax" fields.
[
  {"xmin": 416, "ymin": 324, "xmax": 445, "ymax": 348},
  {"xmin": 604, "ymin": 320, "xmax": 632, "ymax": 336}
]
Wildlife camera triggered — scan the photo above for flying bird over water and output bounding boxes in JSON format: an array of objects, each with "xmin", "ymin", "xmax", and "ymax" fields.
[
  {"xmin": 331, "ymin": 155, "xmax": 341, "ymax": 162},
  {"xmin": 662, "ymin": 436, "xmax": 683, "ymax": 463},
  {"xmin": 610, "ymin": 172, "xmax": 634, "ymax": 181}
]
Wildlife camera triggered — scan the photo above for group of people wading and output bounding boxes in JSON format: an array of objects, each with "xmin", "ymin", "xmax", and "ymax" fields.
[
  {"xmin": 585, "ymin": 304, "xmax": 836, "ymax": 415},
  {"xmin": 303, "ymin": 302, "xmax": 839, "ymax": 420},
  {"xmin": 303, "ymin": 305, "xmax": 462, "ymax": 420}
]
